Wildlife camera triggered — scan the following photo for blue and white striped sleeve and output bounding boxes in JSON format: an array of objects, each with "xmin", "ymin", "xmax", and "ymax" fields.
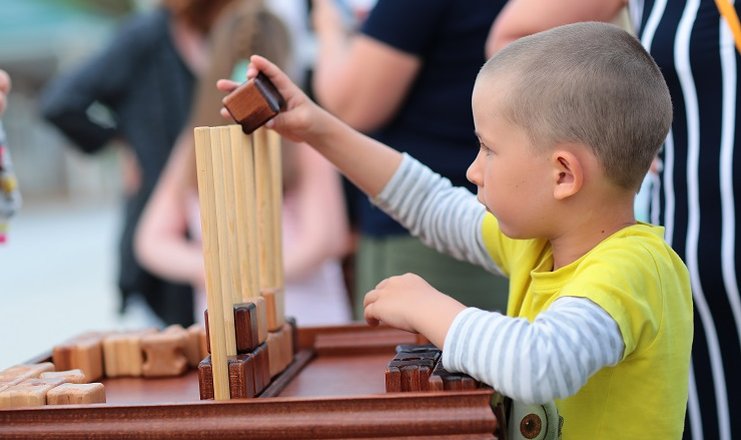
[
  {"xmin": 372, "ymin": 153, "xmax": 502, "ymax": 275},
  {"xmin": 442, "ymin": 297, "xmax": 624, "ymax": 404}
]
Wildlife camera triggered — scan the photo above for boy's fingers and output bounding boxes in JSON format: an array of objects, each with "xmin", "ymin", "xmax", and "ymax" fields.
[
  {"xmin": 249, "ymin": 55, "xmax": 299, "ymax": 98},
  {"xmin": 216, "ymin": 79, "xmax": 239, "ymax": 92},
  {"xmin": 0, "ymin": 70, "xmax": 10, "ymax": 93}
]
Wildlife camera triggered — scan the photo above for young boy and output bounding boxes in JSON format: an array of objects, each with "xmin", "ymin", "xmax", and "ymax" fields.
[{"xmin": 219, "ymin": 22, "xmax": 692, "ymax": 439}]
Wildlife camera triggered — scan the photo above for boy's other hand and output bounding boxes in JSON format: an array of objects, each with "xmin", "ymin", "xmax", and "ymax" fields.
[
  {"xmin": 217, "ymin": 55, "xmax": 323, "ymax": 144},
  {"xmin": 363, "ymin": 273, "xmax": 466, "ymax": 348}
]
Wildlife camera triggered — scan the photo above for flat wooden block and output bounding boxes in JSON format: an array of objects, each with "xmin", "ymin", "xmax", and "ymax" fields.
[
  {"xmin": 253, "ymin": 343, "xmax": 270, "ymax": 395},
  {"xmin": 222, "ymin": 73, "xmax": 285, "ymax": 134},
  {"xmin": 197, "ymin": 356, "xmax": 214, "ymax": 400},
  {"xmin": 40, "ymin": 369, "xmax": 86, "ymax": 384},
  {"xmin": 234, "ymin": 302, "xmax": 259, "ymax": 353},
  {"xmin": 0, "ymin": 377, "xmax": 66, "ymax": 409},
  {"xmin": 140, "ymin": 325, "xmax": 188, "ymax": 377},
  {"xmin": 46, "ymin": 383, "xmax": 105, "ymax": 405},
  {"xmin": 254, "ymin": 296, "xmax": 268, "ymax": 344},
  {"xmin": 53, "ymin": 333, "xmax": 104, "ymax": 382},
  {"xmin": 228, "ymin": 354, "xmax": 256, "ymax": 399}
]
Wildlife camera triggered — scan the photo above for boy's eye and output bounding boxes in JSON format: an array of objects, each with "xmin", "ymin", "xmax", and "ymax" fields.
[{"xmin": 479, "ymin": 142, "xmax": 493, "ymax": 156}]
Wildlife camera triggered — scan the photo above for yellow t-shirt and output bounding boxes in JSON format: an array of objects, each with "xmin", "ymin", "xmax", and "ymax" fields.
[{"xmin": 482, "ymin": 215, "xmax": 693, "ymax": 439}]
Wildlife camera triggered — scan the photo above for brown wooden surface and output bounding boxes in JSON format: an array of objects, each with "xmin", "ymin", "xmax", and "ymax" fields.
[{"xmin": 0, "ymin": 325, "xmax": 498, "ymax": 439}]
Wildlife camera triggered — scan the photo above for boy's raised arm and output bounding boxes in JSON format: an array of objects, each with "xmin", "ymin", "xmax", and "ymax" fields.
[{"xmin": 218, "ymin": 55, "xmax": 402, "ymax": 199}]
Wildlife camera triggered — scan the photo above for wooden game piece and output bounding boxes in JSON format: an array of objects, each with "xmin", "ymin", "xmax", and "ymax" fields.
[
  {"xmin": 0, "ymin": 363, "xmax": 55, "ymax": 385},
  {"xmin": 285, "ymin": 316, "xmax": 298, "ymax": 355},
  {"xmin": 140, "ymin": 325, "xmax": 188, "ymax": 377},
  {"xmin": 195, "ymin": 126, "xmax": 233, "ymax": 400},
  {"xmin": 0, "ymin": 377, "xmax": 66, "ymax": 409},
  {"xmin": 253, "ymin": 343, "xmax": 270, "ymax": 394},
  {"xmin": 385, "ymin": 366, "xmax": 401, "ymax": 393},
  {"xmin": 254, "ymin": 296, "xmax": 268, "ymax": 345},
  {"xmin": 223, "ymin": 72, "xmax": 285, "ymax": 134},
  {"xmin": 197, "ymin": 355, "xmax": 215, "ymax": 400},
  {"xmin": 46, "ymin": 383, "xmax": 105, "ymax": 405},
  {"xmin": 185, "ymin": 324, "xmax": 208, "ymax": 368},
  {"xmin": 102, "ymin": 329, "xmax": 156, "ymax": 377},
  {"xmin": 280, "ymin": 322, "xmax": 294, "ymax": 370},
  {"xmin": 266, "ymin": 331, "xmax": 281, "ymax": 379},
  {"xmin": 400, "ymin": 365, "xmax": 421, "ymax": 392},
  {"xmin": 266, "ymin": 129, "xmax": 285, "ymax": 286},
  {"xmin": 228, "ymin": 354, "xmax": 256, "ymax": 399},
  {"xmin": 52, "ymin": 334, "xmax": 104, "ymax": 382},
  {"xmin": 261, "ymin": 288, "xmax": 285, "ymax": 332},
  {"xmin": 234, "ymin": 302, "xmax": 259, "ymax": 353},
  {"xmin": 40, "ymin": 369, "xmax": 86, "ymax": 384}
]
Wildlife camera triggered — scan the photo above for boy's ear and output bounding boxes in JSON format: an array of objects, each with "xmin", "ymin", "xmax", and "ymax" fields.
[{"xmin": 551, "ymin": 149, "xmax": 583, "ymax": 200}]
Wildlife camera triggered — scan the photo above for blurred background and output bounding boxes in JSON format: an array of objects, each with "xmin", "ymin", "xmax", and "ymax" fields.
[{"xmin": 0, "ymin": 0, "xmax": 179, "ymax": 370}]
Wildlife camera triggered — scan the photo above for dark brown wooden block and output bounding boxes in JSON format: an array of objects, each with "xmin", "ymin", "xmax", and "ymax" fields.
[
  {"xmin": 228, "ymin": 354, "xmax": 256, "ymax": 399},
  {"xmin": 197, "ymin": 355, "xmax": 214, "ymax": 400},
  {"xmin": 234, "ymin": 302, "xmax": 259, "ymax": 353},
  {"xmin": 384, "ymin": 366, "xmax": 401, "ymax": 393},
  {"xmin": 223, "ymin": 72, "xmax": 285, "ymax": 134},
  {"xmin": 285, "ymin": 316, "xmax": 299, "ymax": 355},
  {"xmin": 253, "ymin": 343, "xmax": 270, "ymax": 395}
]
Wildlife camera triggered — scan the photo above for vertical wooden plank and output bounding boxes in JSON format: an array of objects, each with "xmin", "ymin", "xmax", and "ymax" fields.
[
  {"xmin": 229, "ymin": 125, "xmax": 260, "ymax": 302},
  {"xmin": 194, "ymin": 127, "xmax": 230, "ymax": 400},
  {"xmin": 253, "ymin": 128, "xmax": 277, "ymax": 289},
  {"xmin": 209, "ymin": 127, "xmax": 237, "ymax": 357},
  {"xmin": 267, "ymin": 130, "xmax": 286, "ymax": 322}
]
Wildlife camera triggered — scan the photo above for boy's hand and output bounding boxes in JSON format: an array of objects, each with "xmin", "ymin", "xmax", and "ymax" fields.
[
  {"xmin": 217, "ymin": 55, "xmax": 326, "ymax": 144},
  {"xmin": 0, "ymin": 69, "xmax": 11, "ymax": 115},
  {"xmin": 363, "ymin": 273, "xmax": 466, "ymax": 348}
]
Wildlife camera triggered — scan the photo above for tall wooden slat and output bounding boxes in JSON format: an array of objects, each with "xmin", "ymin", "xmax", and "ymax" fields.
[{"xmin": 194, "ymin": 127, "xmax": 230, "ymax": 400}]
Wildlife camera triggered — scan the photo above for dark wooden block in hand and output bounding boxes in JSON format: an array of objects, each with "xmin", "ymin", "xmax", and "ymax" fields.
[{"xmin": 223, "ymin": 72, "xmax": 285, "ymax": 134}]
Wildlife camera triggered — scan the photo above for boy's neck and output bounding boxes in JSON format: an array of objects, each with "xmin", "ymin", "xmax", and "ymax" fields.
[{"xmin": 548, "ymin": 197, "xmax": 636, "ymax": 270}]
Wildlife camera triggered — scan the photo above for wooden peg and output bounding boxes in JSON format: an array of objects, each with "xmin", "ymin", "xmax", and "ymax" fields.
[{"xmin": 46, "ymin": 383, "xmax": 105, "ymax": 405}]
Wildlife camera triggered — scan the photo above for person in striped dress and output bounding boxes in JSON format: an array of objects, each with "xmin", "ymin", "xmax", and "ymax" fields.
[{"xmin": 218, "ymin": 22, "xmax": 693, "ymax": 438}]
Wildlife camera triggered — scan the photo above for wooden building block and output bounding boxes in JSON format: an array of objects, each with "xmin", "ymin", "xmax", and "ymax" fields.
[
  {"xmin": 185, "ymin": 324, "xmax": 208, "ymax": 368},
  {"xmin": 253, "ymin": 343, "xmax": 270, "ymax": 395},
  {"xmin": 228, "ymin": 354, "xmax": 256, "ymax": 399},
  {"xmin": 140, "ymin": 325, "xmax": 188, "ymax": 377},
  {"xmin": 197, "ymin": 356, "xmax": 214, "ymax": 400},
  {"xmin": 234, "ymin": 302, "xmax": 259, "ymax": 353},
  {"xmin": 53, "ymin": 333, "xmax": 104, "ymax": 382},
  {"xmin": 223, "ymin": 73, "xmax": 285, "ymax": 134},
  {"xmin": 0, "ymin": 377, "xmax": 66, "ymax": 409},
  {"xmin": 0, "ymin": 363, "xmax": 55, "ymax": 386},
  {"xmin": 280, "ymin": 322, "xmax": 294, "ymax": 369},
  {"xmin": 261, "ymin": 288, "xmax": 285, "ymax": 332},
  {"xmin": 40, "ymin": 369, "xmax": 86, "ymax": 384},
  {"xmin": 285, "ymin": 316, "xmax": 298, "ymax": 355},
  {"xmin": 266, "ymin": 331, "xmax": 281, "ymax": 379},
  {"xmin": 385, "ymin": 366, "xmax": 401, "ymax": 393},
  {"xmin": 254, "ymin": 297, "xmax": 268, "ymax": 344},
  {"xmin": 102, "ymin": 329, "xmax": 156, "ymax": 377},
  {"xmin": 46, "ymin": 383, "xmax": 105, "ymax": 405}
]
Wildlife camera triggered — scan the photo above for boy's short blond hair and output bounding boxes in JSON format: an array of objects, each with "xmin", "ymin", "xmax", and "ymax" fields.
[{"xmin": 480, "ymin": 22, "xmax": 672, "ymax": 191}]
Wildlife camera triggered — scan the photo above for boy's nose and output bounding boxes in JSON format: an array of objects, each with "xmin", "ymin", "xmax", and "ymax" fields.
[{"xmin": 466, "ymin": 157, "xmax": 481, "ymax": 187}]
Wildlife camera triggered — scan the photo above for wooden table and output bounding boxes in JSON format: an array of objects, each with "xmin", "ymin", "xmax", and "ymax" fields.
[{"xmin": 0, "ymin": 324, "xmax": 499, "ymax": 439}]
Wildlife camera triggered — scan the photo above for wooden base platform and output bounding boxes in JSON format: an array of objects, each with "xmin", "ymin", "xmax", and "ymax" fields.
[{"xmin": 0, "ymin": 324, "xmax": 499, "ymax": 439}]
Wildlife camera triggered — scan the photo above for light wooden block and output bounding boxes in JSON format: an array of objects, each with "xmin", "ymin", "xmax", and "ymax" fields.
[
  {"xmin": 254, "ymin": 297, "xmax": 268, "ymax": 344},
  {"xmin": 102, "ymin": 329, "xmax": 156, "ymax": 377},
  {"xmin": 261, "ymin": 288, "xmax": 285, "ymax": 332},
  {"xmin": 140, "ymin": 325, "xmax": 189, "ymax": 377},
  {"xmin": 53, "ymin": 333, "xmax": 104, "ymax": 382},
  {"xmin": 46, "ymin": 383, "xmax": 105, "ymax": 405},
  {"xmin": 40, "ymin": 369, "xmax": 86, "ymax": 384},
  {"xmin": 0, "ymin": 363, "xmax": 55, "ymax": 386},
  {"xmin": 186, "ymin": 324, "xmax": 208, "ymax": 368},
  {"xmin": 0, "ymin": 377, "xmax": 66, "ymax": 409}
]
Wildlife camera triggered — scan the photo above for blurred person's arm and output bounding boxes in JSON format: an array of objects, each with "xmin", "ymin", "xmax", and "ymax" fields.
[
  {"xmin": 311, "ymin": 0, "xmax": 420, "ymax": 132},
  {"xmin": 486, "ymin": 0, "xmax": 627, "ymax": 57},
  {"xmin": 39, "ymin": 11, "xmax": 160, "ymax": 153},
  {"xmin": 135, "ymin": 135, "xmax": 205, "ymax": 289},
  {"xmin": 283, "ymin": 142, "xmax": 351, "ymax": 281}
]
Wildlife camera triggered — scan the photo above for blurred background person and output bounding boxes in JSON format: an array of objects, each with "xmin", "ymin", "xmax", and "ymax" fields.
[
  {"xmin": 487, "ymin": 1, "xmax": 740, "ymax": 439},
  {"xmin": 39, "ymin": 0, "xmax": 238, "ymax": 328},
  {"xmin": 310, "ymin": 0, "xmax": 510, "ymax": 319},
  {"xmin": 0, "ymin": 68, "xmax": 22, "ymax": 244},
  {"xmin": 135, "ymin": 0, "xmax": 352, "ymax": 326}
]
